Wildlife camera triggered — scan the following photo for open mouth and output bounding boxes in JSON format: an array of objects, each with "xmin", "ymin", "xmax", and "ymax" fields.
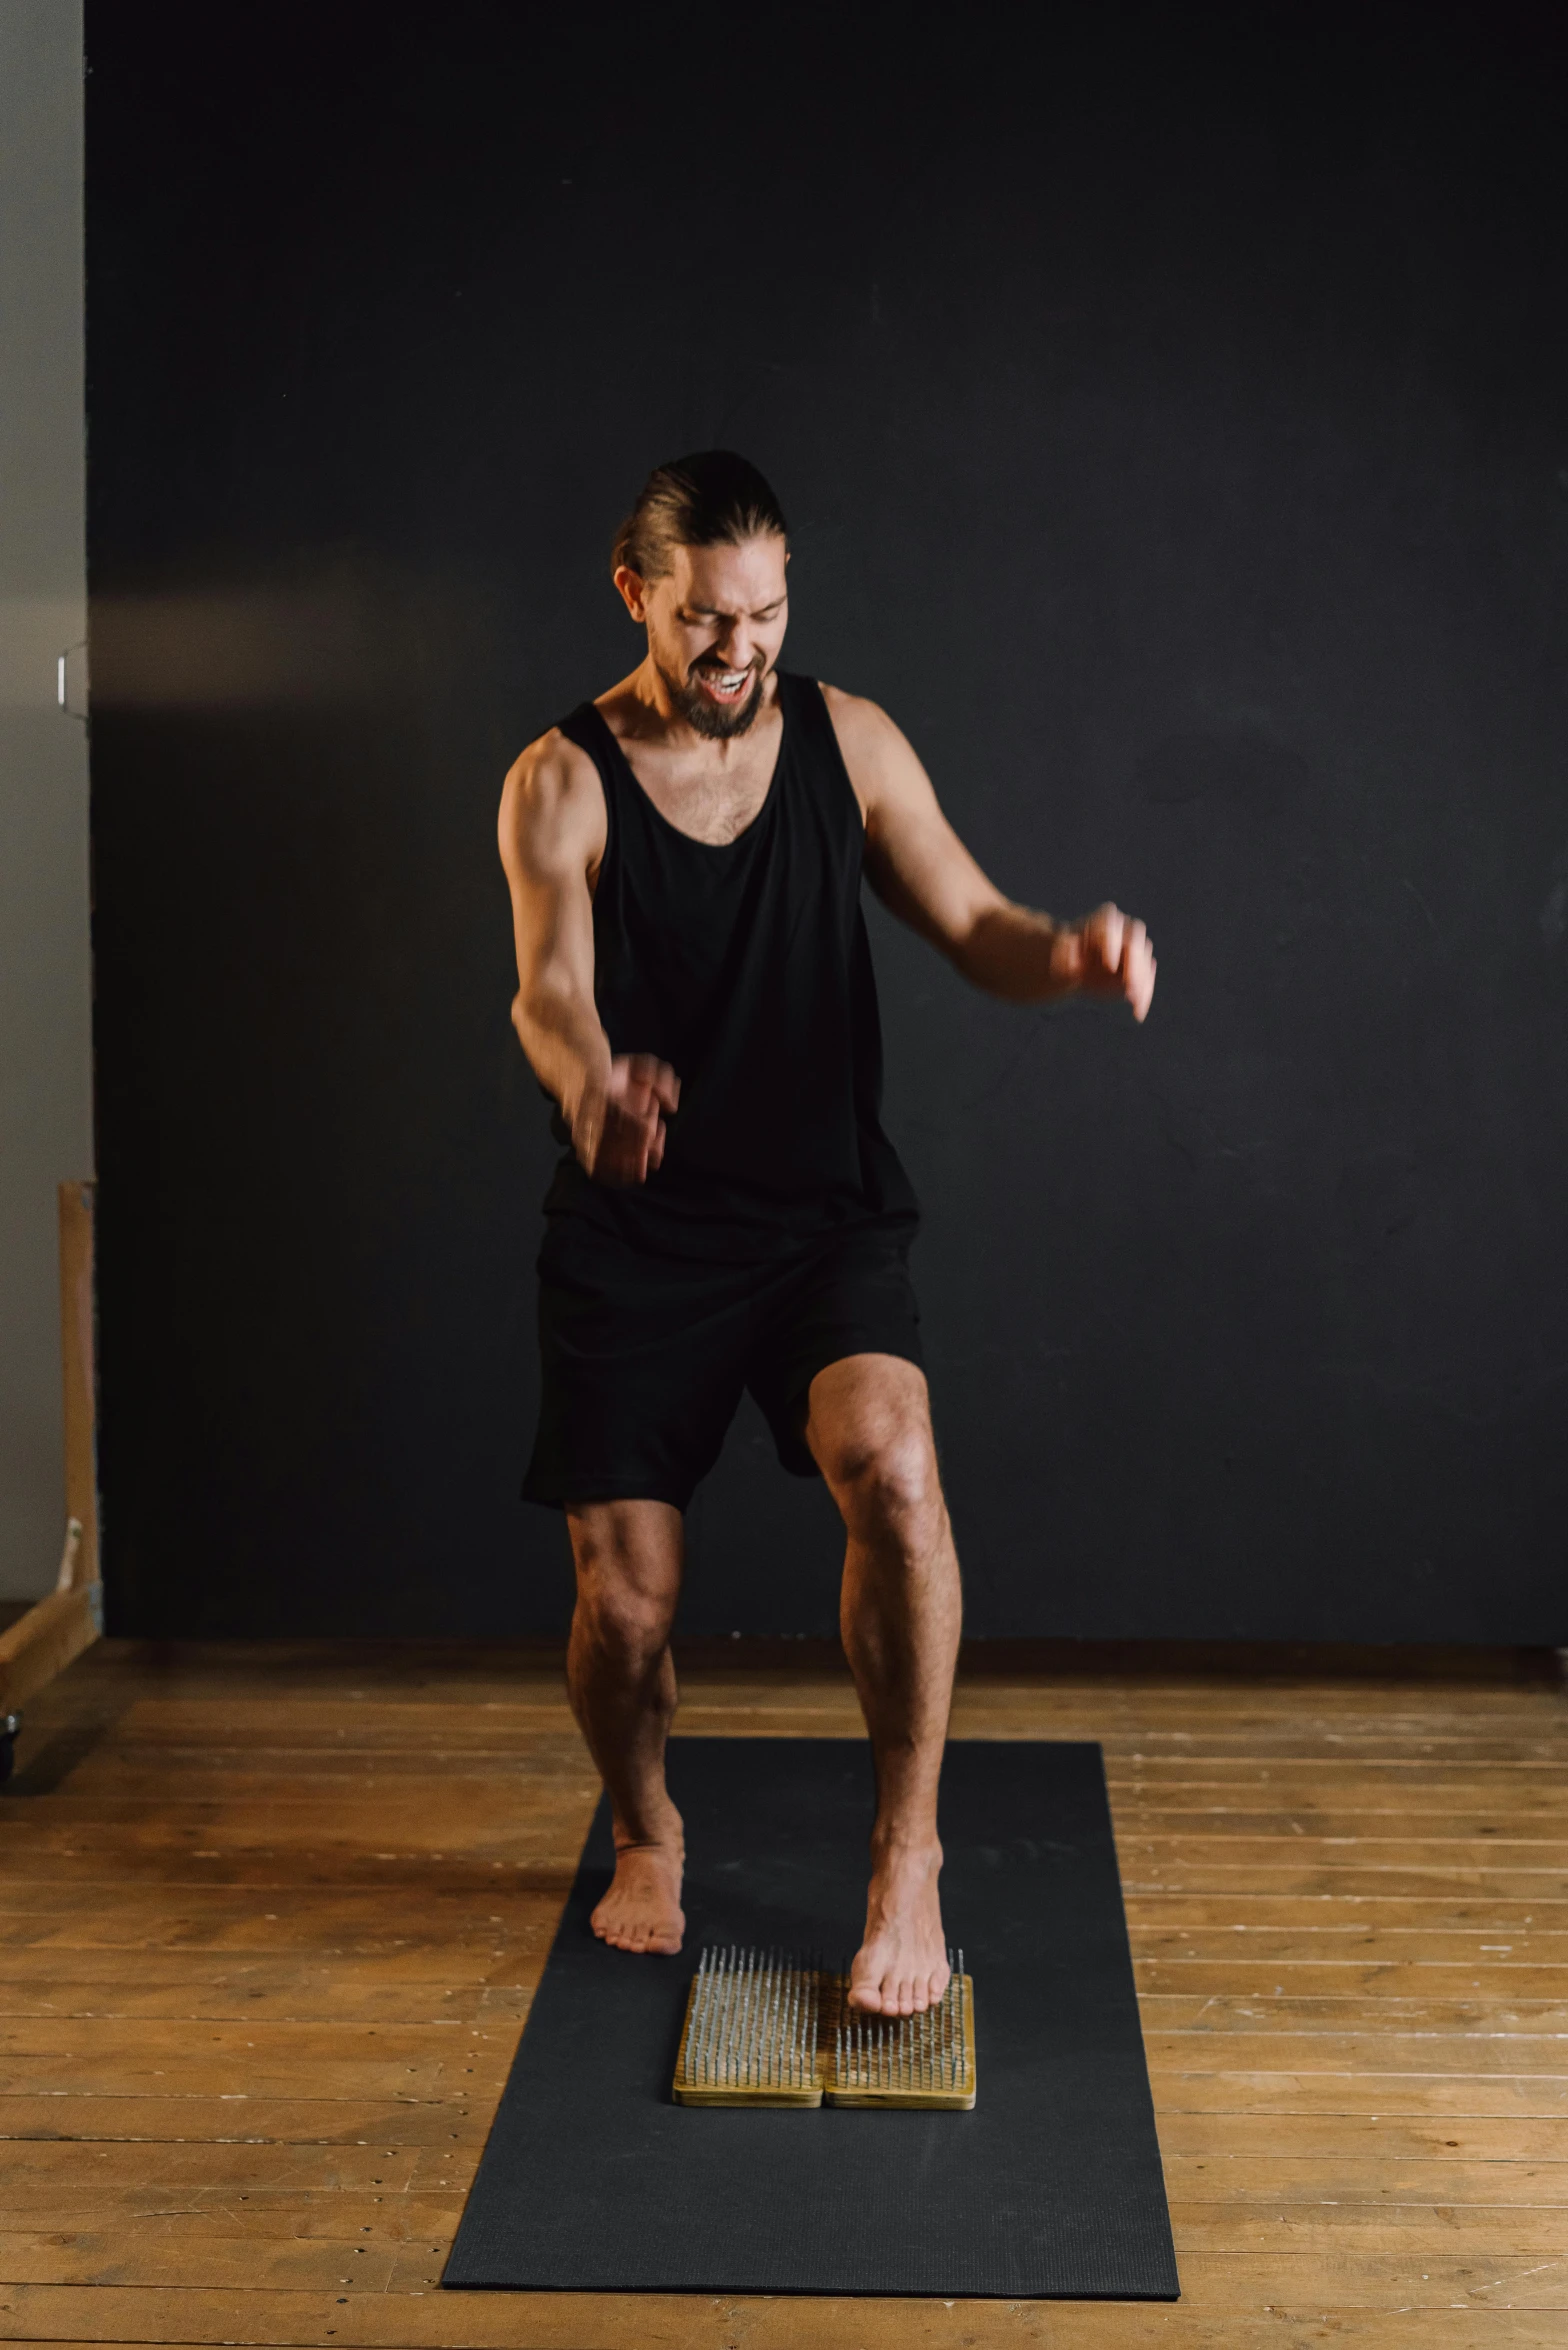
[{"xmin": 694, "ymin": 663, "xmax": 756, "ymax": 703}]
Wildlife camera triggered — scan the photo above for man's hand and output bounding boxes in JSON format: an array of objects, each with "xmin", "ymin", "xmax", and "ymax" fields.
[
  {"xmin": 573, "ymin": 1053, "xmax": 681, "ymax": 1185},
  {"xmin": 1052, "ymin": 903, "xmax": 1157, "ymax": 1021}
]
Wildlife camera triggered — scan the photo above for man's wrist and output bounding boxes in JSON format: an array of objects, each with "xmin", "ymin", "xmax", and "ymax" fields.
[
  {"xmin": 566, "ymin": 1052, "xmax": 614, "ymax": 1164},
  {"xmin": 1046, "ymin": 919, "xmax": 1082, "ymax": 997}
]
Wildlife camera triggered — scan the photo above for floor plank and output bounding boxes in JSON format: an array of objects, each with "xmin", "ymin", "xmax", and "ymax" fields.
[{"xmin": 3, "ymin": 2294, "xmax": 1564, "ymax": 2348}]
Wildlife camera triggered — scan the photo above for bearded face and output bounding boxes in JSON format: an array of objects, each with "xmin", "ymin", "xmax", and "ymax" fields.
[
  {"xmin": 625, "ymin": 535, "xmax": 790, "ymax": 738},
  {"xmin": 658, "ymin": 649, "xmax": 767, "ymax": 738}
]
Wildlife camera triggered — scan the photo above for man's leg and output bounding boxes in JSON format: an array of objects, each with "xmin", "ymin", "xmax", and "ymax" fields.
[
  {"xmin": 805, "ymin": 1355, "xmax": 961, "ymax": 2017},
  {"xmin": 565, "ymin": 1497, "xmax": 687, "ymax": 1954}
]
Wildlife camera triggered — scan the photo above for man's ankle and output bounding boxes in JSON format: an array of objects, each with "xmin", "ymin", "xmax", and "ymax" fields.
[{"xmin": 870, "ymin": 1826, "xmax": 942, "ymax": 1863}]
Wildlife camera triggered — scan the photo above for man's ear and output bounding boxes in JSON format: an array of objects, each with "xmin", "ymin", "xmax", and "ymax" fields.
[{"xmin": 613, "ymin": 564, "xmax": 649, "ymax": 624}]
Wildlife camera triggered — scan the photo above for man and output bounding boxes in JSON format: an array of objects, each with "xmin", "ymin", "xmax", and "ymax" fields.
[{"xmin": 499, "ymin": 452, "xmax": 1155, "ymax": 2018}]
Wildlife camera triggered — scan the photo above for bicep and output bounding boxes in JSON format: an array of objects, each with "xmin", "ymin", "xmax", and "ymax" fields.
[
  {"xmin": 847, "ymin": 706, "xmax": 1008, "ymax": 958},
  {"xmin": 498, "ymin": 744, "xmax": 603, "ymax": 997}
]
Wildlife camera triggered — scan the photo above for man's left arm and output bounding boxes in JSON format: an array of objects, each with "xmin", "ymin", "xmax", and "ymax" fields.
[{"xmin": 824, "ymin": 687, "xmax": 1156, "ymax": 1020}]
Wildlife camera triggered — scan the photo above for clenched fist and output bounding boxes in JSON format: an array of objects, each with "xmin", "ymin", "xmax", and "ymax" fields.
[
  {"xmin": 574, "ymin": 1053, "xmax": 682, "ymax": 1185},
  {"xmin": 1053, "ymin": 902, "xmax": 1157, "ymax": 1022}
]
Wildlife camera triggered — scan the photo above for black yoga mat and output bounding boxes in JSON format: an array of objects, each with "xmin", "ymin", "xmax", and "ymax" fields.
[{"xmin": 444, "ymin": 1737, "xmax": 1178, "ymax": 2299}]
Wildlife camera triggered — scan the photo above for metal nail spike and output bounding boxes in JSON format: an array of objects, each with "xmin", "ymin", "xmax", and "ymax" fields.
[
  {"xmin": 765, "ymin": 1951, "xmax": 775, "ymax": 2086},
  {"xmin": 774, "ymin": 1953, "xmax": 785, "ymax": 2086},
  {"xmin": 721, "ymin": 1945, "xmax": 736, "ymax": 2083},
  {"xmin": 695, "ymin": 1953, "xmax": 707, "ymax": 2087},
  {"xmin": 710, "ymin": 1950, "xmax": 723, "ymax": 2086},
  {"xmin": 681, "ymin": 1951, "xmax": 699, "ymax": 2084},
  {"xmin": 698, "ymin": 1947, "xmax": 713, "ymax": 2084},
  {"xmin": 720, "ymin": 1948, "xmax": 734, "ymax": 2085},
  {"xmin": 702, "ymin": 1949, "xmax": 715, "ymax": 2086},
  {"xmin": 710, "ymin": 1949, "xmax": 722, "ymax": 2086},
  {"xmin": 764, "ymin": 1952, "xmax": 775, "ymax": 2087},
  {"xmin": 752, "ymin": 1945, "xmax": 766, "ymax": 2096},
  {"xmin": 728, "ymin": 1946, "xmax": 744, "ymax": 2086},
  {"xmin": 691, "ymin": 1936, "xmax": 709, "ymax": 2086},
  {"xmin": 752, "ymin": 1952, "xmax": 763, "ymax": 2088},
  {"xmin": 687, "ymin": 1948, "xmax": 703, "ymax": 2085},
  {"xmin": 766, "ymin": 1953, "xmax": 777, "ymax": 2085},
  {"xmin": 757, "ymin": 1951, "xmax": 766, "ymax": 2088},
  {"xmin": 770, "ymin": 1952, "xmax": 783, "ymax": 2086}
]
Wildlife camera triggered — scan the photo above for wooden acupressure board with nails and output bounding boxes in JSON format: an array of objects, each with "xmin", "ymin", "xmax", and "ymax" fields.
[{"xmin": 671, "ymin": 1945, "xmax": 976, "ymax": 2110}]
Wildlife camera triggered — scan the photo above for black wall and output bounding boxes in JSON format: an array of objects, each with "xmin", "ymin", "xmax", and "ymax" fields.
[{"xmin": 87, "ymin": 1, "xmax": 1568, "ymax": 1641}]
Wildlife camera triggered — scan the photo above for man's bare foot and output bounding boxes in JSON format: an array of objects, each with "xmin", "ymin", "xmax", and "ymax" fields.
[
  {"xmin": 848, "ymin": 1836, "xmax": 949, "ymax": 2014},
  {"xmin": 590, "ymin": 1819, "xmax": 685, "ymax": 1954}
]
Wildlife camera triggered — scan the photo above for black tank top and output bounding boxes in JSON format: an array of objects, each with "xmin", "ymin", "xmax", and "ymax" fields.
[{"xmin": 541, "ymin": 671, "xmax": 918, "ymax": 1262}]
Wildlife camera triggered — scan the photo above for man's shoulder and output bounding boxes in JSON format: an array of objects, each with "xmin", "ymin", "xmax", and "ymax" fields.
[
  {"xmin": 815, "ymin": 681, "xmax": 912, "ymax": 776},
  {"xmin": 499, "ymin": 721, "xmax": 607, "ymax": 869},
  {"xmin": 505, "ymin": 716, "xmax": 601, "ymax": 796}
]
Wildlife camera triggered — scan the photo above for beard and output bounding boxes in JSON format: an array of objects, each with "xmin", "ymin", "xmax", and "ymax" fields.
[{"xmin": 659, "ymin": 654, "xmax": 766, "ymax": 740}]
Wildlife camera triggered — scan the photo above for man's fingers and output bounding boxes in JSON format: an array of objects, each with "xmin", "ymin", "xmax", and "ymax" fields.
[
  {"xmin": 623, "ymin": 1052, "xmax": 681, "ymax": 1112},
  {"xmin": 1121, "ymin": 917, "xmax": 1149, "ymax": 991},
  {"xmin": 1069, "ymin": 904, "xmax": 1156, "ymax": 1017},
  {"xmin": 1126, "ymin": 919, "xmax": 1156, "ymax": 1021},
  {"xmin": 634, "ymin": 1113, "xmax": 668, "ymax": 1180},
  {"xmin": 1131, "ymin": 945, "xmax": 1157, "ymax": 1022}
]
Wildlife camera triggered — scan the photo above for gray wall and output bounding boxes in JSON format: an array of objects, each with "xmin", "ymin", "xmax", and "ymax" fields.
[
  {"xmin": 86, "ymin": 3, "xmax": 1568, "ymax": 1644},
  {"xmin": 0, "ymin": 1, "xmax": 91, "ymax": 1598}
]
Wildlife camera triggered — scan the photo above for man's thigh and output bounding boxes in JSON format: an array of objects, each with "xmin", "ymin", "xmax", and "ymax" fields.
[
  {"xmin": 746, "ymin": 1232, "xmax": 923, "ymax": 1478},
  {"xmin": 524, "ymin": 1222, "xmax": 751, "ymax": 1510}
]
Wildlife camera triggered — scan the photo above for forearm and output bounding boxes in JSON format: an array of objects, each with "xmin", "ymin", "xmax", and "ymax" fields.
[
  {"xmin": 949, "ymin": 901, "xmax": 1080, "ymax": 1004},
  {"xmin": 511, "ymin": 975, "xmax": 612, "ymax": 1128}
]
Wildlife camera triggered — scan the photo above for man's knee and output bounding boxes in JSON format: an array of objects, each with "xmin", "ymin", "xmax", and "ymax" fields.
[
  {"xmin": 822, "ymin": 1420, "xmax": 946, "ymax": 1554},
  {"xmin": 568, "ymin": 1502, "xmax": 680, "ymax": 1662}
]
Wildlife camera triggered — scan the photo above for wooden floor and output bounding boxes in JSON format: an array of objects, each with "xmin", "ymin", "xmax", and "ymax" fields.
[{"xmin": 0, "ymin": 1637, "xmax": 1564, "ymax": 2348}]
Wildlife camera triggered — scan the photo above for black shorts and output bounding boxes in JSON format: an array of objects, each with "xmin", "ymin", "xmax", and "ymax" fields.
[{"xmin": 523, "ymin": 1218, "xmax": 923, "ymax": 1511}]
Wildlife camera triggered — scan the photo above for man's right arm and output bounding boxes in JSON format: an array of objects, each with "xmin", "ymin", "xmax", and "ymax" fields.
[{"xmin": 498, "ymin": 731, "xmax": 678, "ymax": 1184}]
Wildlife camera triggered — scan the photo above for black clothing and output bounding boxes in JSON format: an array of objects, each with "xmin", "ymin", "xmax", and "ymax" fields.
[
  {"xmin": 542, "ymin": 671, "xmax": 918, "ymax": 1262},
  {"xmin": 525, "ymin": 671, "xmax": 922, "ymax": 1509},
  {"xmin": 522, "ymin": 1218, "xmax": 921, "ymax": 1509}
]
